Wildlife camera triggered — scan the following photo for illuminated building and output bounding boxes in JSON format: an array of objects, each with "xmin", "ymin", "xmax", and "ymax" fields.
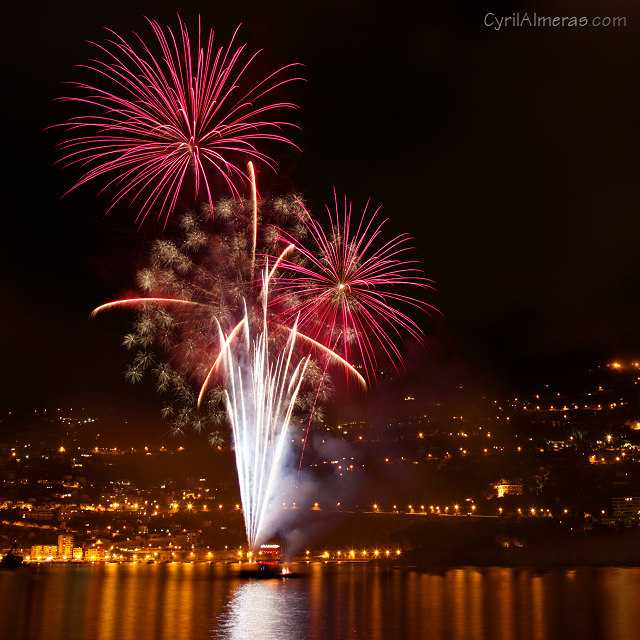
[
  {"xmin": 85, "ymin": 548, "xmax": 107, "ymax": 561},
  {"xmin": 30, "ymin": 545, "xmax": 57, "ymax": 560},
  {"xmin": 495, "ymin": 480, "xmax": 523, "ymax": 498},
  {"xmin": 58, "ymin": 534, "xmax": 74, "ymax": 559}
]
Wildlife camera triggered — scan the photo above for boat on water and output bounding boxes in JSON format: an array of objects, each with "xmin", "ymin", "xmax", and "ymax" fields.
[{"xmin": 239, "ymin": 543, "xmax": 299, "ymax": 579}]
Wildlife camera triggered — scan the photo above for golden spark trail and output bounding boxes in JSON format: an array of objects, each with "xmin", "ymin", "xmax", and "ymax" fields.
[
  {"xmin": 291, "ymin": 331, "xmax": 367, "ymax": 390},
  {"xmin": 197, "ymin": 319, "xmax": 246, "ymax": 409},
  {"xmin": 90, "ymin": 298, "xmax": 208, "ymax": 318}
]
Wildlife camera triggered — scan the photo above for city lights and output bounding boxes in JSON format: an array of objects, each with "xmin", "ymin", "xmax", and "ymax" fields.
[{"xmin": 3, "ymin": 358, "xmax": 640, "ymax": 572}]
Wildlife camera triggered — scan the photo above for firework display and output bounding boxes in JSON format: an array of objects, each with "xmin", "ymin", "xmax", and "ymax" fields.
[
  {"xmin": 92, "ymin": 204, "xmax": 366, "ymax": 546},
  {"xmin": 69, "ymin": 16, "xmax": 435, "ymax": 549},
  {"xmin": 269, "ymin": 193, "xmax": 436, "ymax": 380},
  {"xmin": 91, "ymin": 198, "xmax": 360, "ymax": 439},
  {"xmin": 89, "ymin": 195, "xmax": 301, "ymax": 439},
  {"xmin": 57, "ymin": 17, "xmax": 301, "ymax": 225}
]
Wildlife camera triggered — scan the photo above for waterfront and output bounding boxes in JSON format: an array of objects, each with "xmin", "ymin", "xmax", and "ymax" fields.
[{"xmin": 1, "ymin": 563, "xmax": 640, "ymax": 640}]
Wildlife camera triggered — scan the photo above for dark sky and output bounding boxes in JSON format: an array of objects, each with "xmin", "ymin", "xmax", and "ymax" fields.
[{"xmin": 2, "ymin": 0, "xmax": 639, "ymax": 413}]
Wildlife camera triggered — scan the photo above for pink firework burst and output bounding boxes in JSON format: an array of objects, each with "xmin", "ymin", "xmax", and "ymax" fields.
[
  {"xmin": 269, "ymin": 193, "xmax": 437, "ymax": 380},
  {"xmin": 57, "ymin": 17, "xmax": 302, "ymax": 225}
]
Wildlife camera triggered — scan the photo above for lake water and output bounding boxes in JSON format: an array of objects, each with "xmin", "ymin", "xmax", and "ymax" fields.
[{"xmin": 1, "ymin": 563, "xmax": 639, "ymax": 640}]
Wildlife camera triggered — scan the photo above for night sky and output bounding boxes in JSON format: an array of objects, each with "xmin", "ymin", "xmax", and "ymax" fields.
[{"xmin": 2, "ymin": 0, "xmax": 639, "ymax": 414}]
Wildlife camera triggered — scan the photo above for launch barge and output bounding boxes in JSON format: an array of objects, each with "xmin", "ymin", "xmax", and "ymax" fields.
[{"xmin": 239, "ymin": 543, "xmax": 299, "ymax": 578}]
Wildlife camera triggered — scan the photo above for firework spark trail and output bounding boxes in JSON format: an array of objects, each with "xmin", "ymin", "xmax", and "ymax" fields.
[
  {"xmin": 197, "ymin": 318, "xmax": 246, "ymax": 408},
  {"xmin": 270, "ymin": 193, "xmax": 437, "ymax": 379},
  {"xmin": 289, "ymin": 331, "xmax": 366, "ymax": 389},
  {"xmin": 267, "ymin": 243, "xmax": 295, "ymax": 282},
  {"xmin": 57, "ymin": 17, "xmax": 302, "ymax": 225},
  {"xmin": 248, "ymin": 161, "xmax": 258, "ymax": 276},
  {"xmin": 220, "ymin": 277, "xmax": 309, "ymax": 548},
  {"xmin": 90, "ymin": 297, "xmax": 208, "ymax": 317}
]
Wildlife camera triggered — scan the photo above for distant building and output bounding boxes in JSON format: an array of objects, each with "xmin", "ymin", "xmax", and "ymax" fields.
[
  {"xmin": 58, "ymin": 534, "xmax": 74, "ymax": 560},
  {"xmin": 31, "ymin": 545, "xmax": 58, "ymax": 560},
  {"xmin": 85, "ymin": 548, "xmax": 107, "ymax": 561},
  {"xmin": 611, "ymin": 496, "xmax": 640, "ymax": 518},
  {"xmin": 58, "ymin": 507, "xmax": 78, "ymax": 523},
  {"xmin": 495, "ymin": 481, "xmax": 523, "ymax": 498},
  {"xmin": 29, "ymin": 507, "xmax": 56, "ymax": 521}
]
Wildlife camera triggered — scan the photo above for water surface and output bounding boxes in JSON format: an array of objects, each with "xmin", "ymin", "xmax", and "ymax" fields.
[{"xmin": 1, "ymin": 563, "xmax": 639, "ymax": 640}]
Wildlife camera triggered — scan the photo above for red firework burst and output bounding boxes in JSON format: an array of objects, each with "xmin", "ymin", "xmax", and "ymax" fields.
[
  {"xmin": 269, "ymin": 193, "xmax": 437, "ymax": 380},
  {"xmin": 57, "ymin": 17, "xmax": 302, "ymax": 225}
]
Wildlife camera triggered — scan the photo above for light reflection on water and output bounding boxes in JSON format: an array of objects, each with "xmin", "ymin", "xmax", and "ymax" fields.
[
  {"xmin": 1, "ymin": 564, "xmax": 640, "ymax": 640},
  {"xmin": 215, "ymin": 580, "xmax": 308, "ymax": 640}
]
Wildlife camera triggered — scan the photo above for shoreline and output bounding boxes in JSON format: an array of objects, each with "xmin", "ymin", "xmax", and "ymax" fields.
[{"xmin": 11, "ymin": 558, "xmax": 640, "ymax": 571}]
